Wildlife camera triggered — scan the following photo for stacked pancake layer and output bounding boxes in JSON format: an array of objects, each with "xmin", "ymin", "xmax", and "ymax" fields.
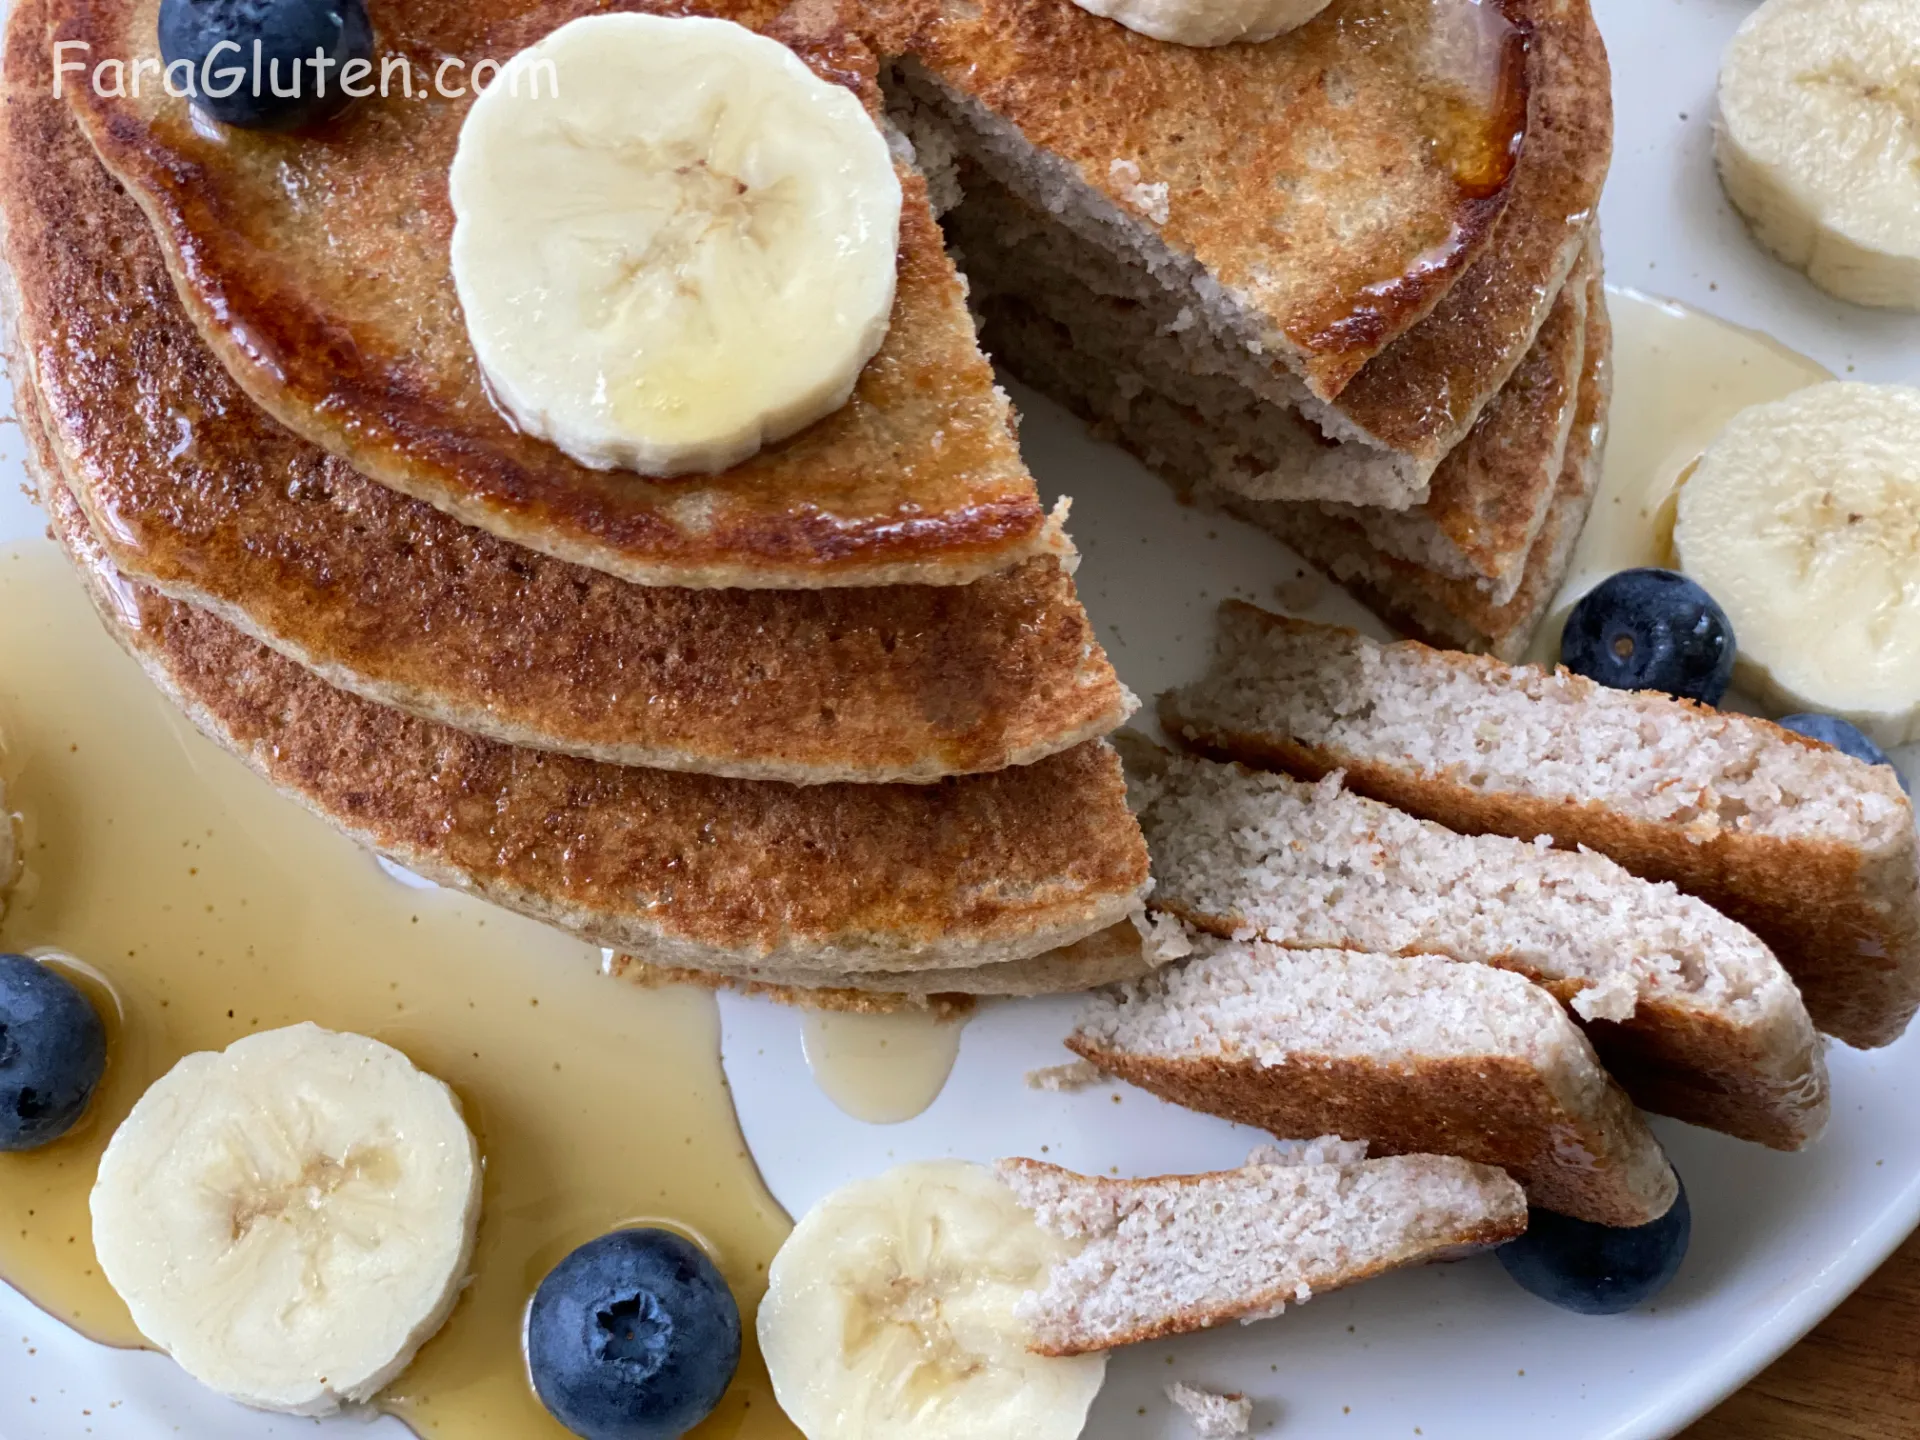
[
  {"xmin": 4, "ymin": 0, "xmax": 1615, "ymax": 996},
  {"xmin": 893, "ymin": 0, "xmax": 1616, "ymax": 656}
]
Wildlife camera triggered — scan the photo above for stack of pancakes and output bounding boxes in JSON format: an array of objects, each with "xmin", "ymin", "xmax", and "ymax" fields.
[
  {"xmin": 0, "ymin": 0, "xmax": 1611, "ymax": 998},
  {"xmin": 883, "ymin": 0, "xmax": 1614, "ymax": 659},
  {"xmin": 0, "ymin": 0, "xmax": 1163, "ymax": 1001}
]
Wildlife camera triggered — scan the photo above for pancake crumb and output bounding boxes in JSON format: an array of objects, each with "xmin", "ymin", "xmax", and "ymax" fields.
[{"xmin": 1166, "ymin": 1381, "xmax": 1253, "ymax": 1437}]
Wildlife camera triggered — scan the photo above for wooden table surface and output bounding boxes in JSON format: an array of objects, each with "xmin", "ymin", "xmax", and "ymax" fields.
[{"xmin": 1683, "ymin": 1228, "xmax": 1920, "ymax": 1438}]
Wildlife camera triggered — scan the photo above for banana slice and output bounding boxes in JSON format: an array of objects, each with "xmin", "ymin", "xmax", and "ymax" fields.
[
  {"xmin": 1069, "ymin": 0, "xmax": 1332, "ymax": 46},
  {"xmin": 90, "ymin": 1023, "xmax": 481, "ymax": 1416},
  {"xmin": 448, "ymin": 13, "xmax": 903, "ymax": 476},
  {"xmin": 1716, "ymin": 0, "xmax": 1920, "ymax": 310},
  {"xmin": 757, "ymin": 1159, "xmax": 1106, "ymax": 1440},
  {"xmin": 1674, "ymin": 382, "xmax": 1920, "ymax": 746}
]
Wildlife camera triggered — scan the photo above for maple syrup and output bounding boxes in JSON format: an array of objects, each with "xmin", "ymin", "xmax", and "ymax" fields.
[
  {"xmin": 800, "ymin": 1008, "xmax": 965, "ymax": 1125},
  {"xmin": 0, "ymin": 544, "xmax": 800, "ymax": 1438},
  {"xmin": 1527, "ymin": 288, "xmax": 1835, "ymax": 666},
  {"xmin": 1418, "ymin": 0, "xmax": 1528, "ymax": 198}
]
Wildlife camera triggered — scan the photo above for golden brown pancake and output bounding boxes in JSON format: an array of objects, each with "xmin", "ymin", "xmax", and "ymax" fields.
[
  {"xmin": 871, "ymin": 0, "xmax": 1532, "ymax": 398},
  {"xmin": 53, "ymin": 0, "xmax": 1607, "ymax": 576},
  {"xmin": 1267, "ymin": 264, "xmax": 1612, "ymax": 659},
  {"xmin": 53, "ymin": 0, "xmax": 1065, "ymax": 588},
  {"xmin": 21, "ymin": 447, "xmax": 1150, "ymax": 976},
  {"xmin": 0, "ymin": 43, "xmax": 1132, "ymax": 783},
  {"xmin": 1323, "ymin": 239, "xmax": 1597, "ymax": 601},
  {"xmin": 968, "ymin": 249, "xmax": 1608, "ymax": 660},
  {"xmin": 1333, "ymin": 0, "xmax": 1611, "ymax": 466},
  {"xmin": 613, "ymin": 917, "xmax": 1162, "ymax": 1005},
  {"xmin": 889, "ymin": 0, "xmax": 1607, "ymax": 507}
]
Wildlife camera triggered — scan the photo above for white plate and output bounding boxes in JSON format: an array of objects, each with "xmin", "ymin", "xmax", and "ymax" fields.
[{"xmin": 3, "ymin": 0, "xmax": 1919, "ymax": 1435}]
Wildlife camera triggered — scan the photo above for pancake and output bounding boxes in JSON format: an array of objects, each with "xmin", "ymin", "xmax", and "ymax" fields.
[
  {"xmin": 1318, "ymin": 238, "xmax": 1596, "ymax": 602},
  {"xmin": 969, "ymin": 249, "xmax": 1609, "ymax": 661},
  {"xmin": 910, "ymin": 0, "xmax": 1609, "ymax": 512},
  {"xmin": 1257, "ymin": 266, "xmax": 1612, "ymax": 659},
  {"xmin": 870, "ymin": 0, "xmax": 1531, "ymax": 400},
  {"xmin": 1329, "ymin": 0, "xmax": 1611, "ymax": 477},
  {"xmin": 886, "ymin": 0, "xmax": 1608, "ymax": 509},
  {"xmin": 19, "ymin": 436, "xmax": 1150, "ymax": 976},
  {"xmin": 613, "ymin": 917, "xmax": 1163, "ymax": 1004},
  {"xmin": 53, "ymin": 0, "xmax": 1066, "ymax": 588},
  {"xmin": 0, "ymin": 50, "xmax": 1132, "ymax": 784}
]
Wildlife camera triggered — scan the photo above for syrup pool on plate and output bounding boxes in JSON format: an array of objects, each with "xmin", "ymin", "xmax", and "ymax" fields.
[
  {"xmin": 0, "ymin": 543, "xmax": 800, "ymax": 1438},
  {"xmin": 1526, "ymin": 288, "xmax": 1835, "ymax": 666},
  {"xmin": 800, "ymin": 1007, "xmax": 966, "ymax": 1125}
]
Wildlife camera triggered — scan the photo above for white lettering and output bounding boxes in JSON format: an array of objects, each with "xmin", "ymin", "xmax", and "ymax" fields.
[{"xmin": 52, "ymin": 40, "xmax": 89, "ymax": 99}]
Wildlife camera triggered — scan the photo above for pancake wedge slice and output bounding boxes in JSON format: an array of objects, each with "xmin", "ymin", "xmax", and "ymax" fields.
[
  {"xmin": 1225, "ymin": 260, "xmax": 1612, "ymax": 661},
  {"xmin": 1162, "ymin": 605, "xmax": 1920, "ymax": 1048},
  {"xmin": 1000, "ymin": 1150, "xmax": 1527, "ymax": 1354},
  {"xmin": 1071, "ymin": 940, "xmax": 1679, "ymax": 1227},
  {"xmin": 887, "ymin": 0, "xmax": 1610, "ymax": 506},
  {"xmin": 1126, "ymin": 738, "xmax": 1828, "ymax": 1149}
]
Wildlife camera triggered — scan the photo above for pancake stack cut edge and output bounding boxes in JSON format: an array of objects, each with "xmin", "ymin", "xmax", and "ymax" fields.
[{"xmin": 0, "ymin": 0, "xmax": 1618, "ymax": 998}]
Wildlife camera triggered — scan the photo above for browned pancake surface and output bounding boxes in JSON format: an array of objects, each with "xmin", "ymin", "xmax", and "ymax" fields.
[
  {"xmin": 1334, "ymin": 238, "xmax": 1594, "ymax": 592},
  {"xmin": 880, "ymin": 0, "xmax": 1531, "ymax": 398},
  {"xmin": 27, "ymin": 458, "xmax": 1149, "ymax": 972},
  {"xmin": 1347, "ymin": 261, "xmax": 1611, "ymax": 655},
  {"xmin": 1255, "ymin": 263, "xmax": 1611, "ymax": 659},
  {"xmin": 1334, "ymin": 0, "xmax": 1611, "ymax": 460},
  {"xmin": 1413, "ymin": 249, "xmax": 1590, "ymax": 583},
  {"xmin": 0, "ymin": 43, "xmax": 1130, "ymax": 782},
  {"xmin": 55, "ymin": 0, "xmax": 1058, "ymax": 587}
]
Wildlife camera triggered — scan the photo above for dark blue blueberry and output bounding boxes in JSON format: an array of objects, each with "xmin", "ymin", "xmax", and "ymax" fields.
[
  {"xmin": 158, "ymin": 0, "xmax": 373, "ymax": 131},
  {"xmin": 0, "ymin": 954, "xmax": 108, "ymax": 1151},
  {"xmin": 1560, "ymin": 569, "xmax": 1737, "ymax": 705},
  {"xmin": 1498, "ymin": 1177, "xmax": 1691, "ymax": 1316},
  {"xmin": 527, "ymin": 1228, "xmax": 740, "ymax": 1440},
  {"xmin": 1777, "ymin": 713, "xmax": 1912, "ymax": 795}
]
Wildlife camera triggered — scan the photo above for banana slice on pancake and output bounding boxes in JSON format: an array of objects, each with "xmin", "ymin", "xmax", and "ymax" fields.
[
  {"xmin": 448, "ymin": 13, "xmax": 903, "ymax": 476},
  {"xmin": 1069, "ymin": 0, "xmax": 1333, "ymax": 46}
]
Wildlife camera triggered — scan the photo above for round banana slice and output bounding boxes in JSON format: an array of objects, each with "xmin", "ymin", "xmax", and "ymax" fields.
[
  {"xmin": 1674, "ymin": 382, "xmax": 1920, "ymax": 746},
  {"xmin": 1716, "ymin": 0, "xmax": 1920, "ymax": 310},
  {"xmin": 448, "ymin": 13, "xmax": 903, "ymax": 477},
  {"xmin": 1069, "ymin": 0, "xmax": 1332, "ymax": 46},
  {"xmin": 90, "ymin": 1023, "xmax": 482, "ymax": 1416},
  {"xmin": 758, "ymin": 1159, "xmax": 1106, "ymax": 1440}
]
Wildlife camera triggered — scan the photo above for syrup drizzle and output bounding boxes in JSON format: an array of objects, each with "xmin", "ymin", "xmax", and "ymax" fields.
[
  {"xmin": 0, "ymin": 544, "xmax": 800, "ymax": 1438},
  {"xmin": 800, "ymin": 1008, "xmax": 966, "ymax": 1125},
  {"xmin": 1527, "ymin": 288, "xmax": 1835, "ymax": 664}
]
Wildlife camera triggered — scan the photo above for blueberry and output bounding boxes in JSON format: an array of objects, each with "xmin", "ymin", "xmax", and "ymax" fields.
[
  {"xmin": 1560, "ymin": 569, "xmax": 1736, "ymax": 705},
  {"xmin": 158, "ymin": 0, "xmax": 373, "ymax": 132},
  {"xmin": 1498, "ymin": 1178, "xmax": 1691, "ymax": 1316},
  {"xmin": 1777, "ymin": 713, "xmax": 1912, "ymax": 795},
  {"xmin": 0, "ymin": 954, "xmax": 108, "ymax": 1151},
  {"xmin": 527, "ymin": 1228, "xmax": 740, "ymax": 1440}
]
